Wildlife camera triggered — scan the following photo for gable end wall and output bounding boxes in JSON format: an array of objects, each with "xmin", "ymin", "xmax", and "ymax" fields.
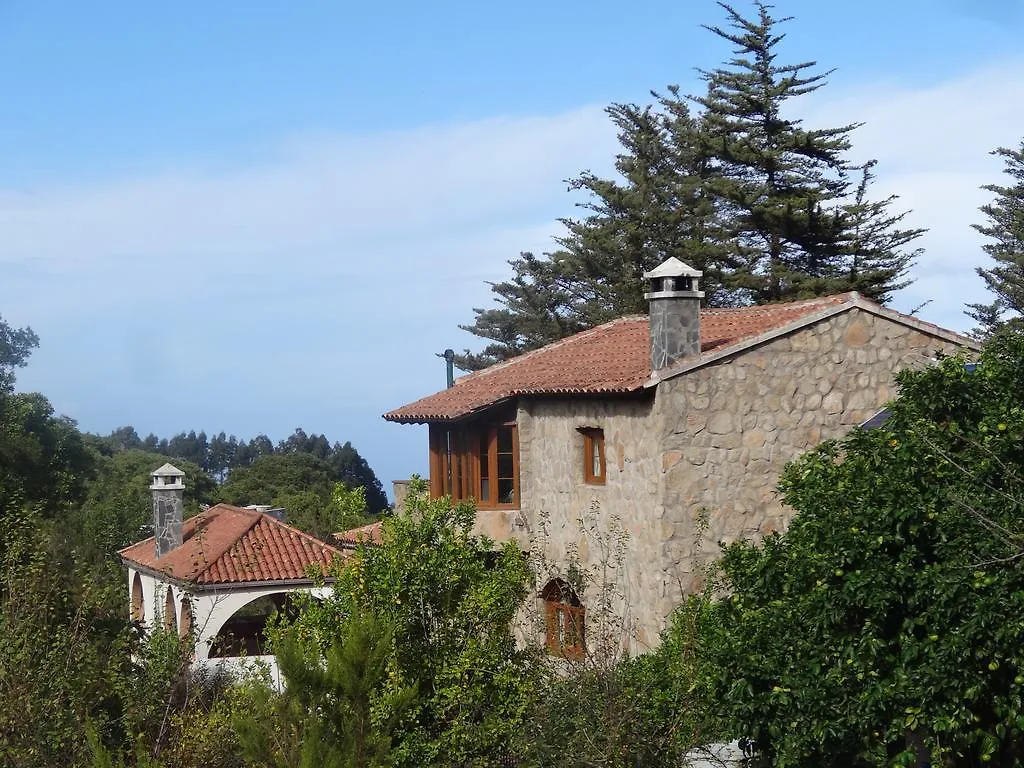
[{"xmin": 655, "ymin": 307, "xmax": 967, "ymax": 598}]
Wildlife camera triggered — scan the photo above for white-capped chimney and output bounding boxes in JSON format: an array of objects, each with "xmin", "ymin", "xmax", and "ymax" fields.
[
  {"xmin": 644, "ymin": 257, "xmax": 704, "ymax": 371},
  {"xmin": 150, "ymin": 463, "xmax": 185, "ymax": 558}
]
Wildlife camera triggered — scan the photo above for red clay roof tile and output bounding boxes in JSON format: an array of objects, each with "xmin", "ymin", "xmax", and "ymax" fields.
[
  {"xmin": 333, "ymin": 520, "xmax": 384, "ymax": 547},
  {"xmin": 385, "ymin": 293, "xmax": 857, "ymax": 423},
  {"xmin": 119, "ymin": 504, "xmax": 347, "ymax": 586}
]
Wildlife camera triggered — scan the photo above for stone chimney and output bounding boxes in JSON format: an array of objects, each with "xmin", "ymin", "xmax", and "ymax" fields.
[
  {"xmin": 150, "ymin": 463, "xmax": 185, "ymax": 558},
  {"xmin": 643, "ymin": 257, "xmax": 704, "ymax": 371}
]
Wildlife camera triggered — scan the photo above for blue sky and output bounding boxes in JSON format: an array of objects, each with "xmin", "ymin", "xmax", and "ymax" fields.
[{"xmin": 2, "ymin": 0, "xmax": 1023, "ymax": 496}]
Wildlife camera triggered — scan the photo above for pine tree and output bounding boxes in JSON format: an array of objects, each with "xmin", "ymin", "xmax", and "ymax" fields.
[
  {"xmin": 556, "ymin": 96, "xmax": 737, "ymax": 316},
  {"xmin": 697, "ymin": 3, "xmax": 847, "ymax": 301},
  {"xmin": 457, "ymin": 98, "xmax": 728, "ymax": 370},
  {"xmin": 836, "ymin": 161, "xmax": 921, "ymax": 303},
  {"xmin": 966, "ymin": 140, "xmax": 1024, "ymax": 336},
  {"xmin": 456, "ymin": 2, "xmax": 920, "ymax": 370},
  {"xmin": 455, "ymin": 251, "xmax": 584, "ymax": 370}
]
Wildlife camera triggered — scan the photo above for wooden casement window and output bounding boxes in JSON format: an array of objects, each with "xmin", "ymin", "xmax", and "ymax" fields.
[
  {"xmin": 541, "ymin": 579, "xmax": 585, "ymax": 660},
  {"xmin": 580, "ymin": 427, "xmax": 606, "ymax": 485},
  {"xmin": 429, "ymin": 420, "xmax": 519, "ymax": 508}
]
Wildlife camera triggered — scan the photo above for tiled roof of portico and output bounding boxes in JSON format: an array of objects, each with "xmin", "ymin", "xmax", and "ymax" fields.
[{"xmin": 119, "ymin": 504, "xmax": 346, "ymax": 586}]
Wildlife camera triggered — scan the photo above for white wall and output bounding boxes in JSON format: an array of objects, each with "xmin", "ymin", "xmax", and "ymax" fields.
[{"xmin": 125, "ymin": 567, "xmax": 331, "ymax": 666}]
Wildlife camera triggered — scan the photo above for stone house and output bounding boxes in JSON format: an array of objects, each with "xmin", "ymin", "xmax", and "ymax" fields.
[
  {"xmin": 119, "ymin": 463, "xmax": 345, "ymax": 683},
  {"xmin": 384, "ymin": 259, "xmax": 977, "ymax": 653}
]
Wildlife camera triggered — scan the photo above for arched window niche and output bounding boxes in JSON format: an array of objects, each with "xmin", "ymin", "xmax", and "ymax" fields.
[
  {"xmin": 179, "ymin": 596, "xmax": 193, "ymax": 639},
  {"xmin": 131, "ymin": 573, "xmax": 144, "ymax": 622},
  {"xmin": 541, "ymin": 579, "xmax": 585, "ymax": 660},
  {"xmin": 163, "ymin": 588, "xmax": 177, "ymax": 634}
]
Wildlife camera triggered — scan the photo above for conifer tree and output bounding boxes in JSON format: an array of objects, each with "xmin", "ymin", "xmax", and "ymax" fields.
[
  {"xmin": 835, "ymin": 161, "xmax": 921, "ymax": 303},
  {"xmin": 457, "ymin": 96, "xmax": 732, "ymax": 370},
  {"xmin": 457, "ymin": 2, "xmax": 920, "ymax": 370},
  {"xmin": 696, "ymin": 2, "xmax": 914, "ymax": 303},
  {"xmin": 966, "ymin": 139, "xmax": 1024, "ymax": 336}
]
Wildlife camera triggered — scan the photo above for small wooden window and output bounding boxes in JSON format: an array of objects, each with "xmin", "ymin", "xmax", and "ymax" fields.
[
  {"xmin": 541, "ymin": 579, "xmax": 585, "ymax": 660},
  {"xmin": 581, "ymin": 428, "xmax": 605, "ymax": 485}
]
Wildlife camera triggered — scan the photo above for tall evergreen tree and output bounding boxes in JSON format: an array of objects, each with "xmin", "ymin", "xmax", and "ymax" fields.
[
  {"xmin": 966, "ymin": 139, "xmax": 1024, "ymax": 336},
  {"xmin": 456, "ymin": 2, "xmax": 920, "ymax": 371},
  {"xmin": 556, "ymin": 97, "xmax": 736, "ymax": 317},
  {"xmin": 457, "ymin": 97, "xmax": 729, "ymax": 370},
  {"xmin": 696, "ymin": 2, "xmax": 914, "ymax": 302},
  {"xmin": 835, "ymin": 161, "xmax": 921, "ymax": 303},
  {"xmin": 455, "ymin": 251, "xmax": 585, "ymax": 370}
]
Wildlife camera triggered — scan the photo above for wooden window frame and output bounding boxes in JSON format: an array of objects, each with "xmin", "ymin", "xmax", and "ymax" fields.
[
  {"xmin": 581, "ymin": 427, "xmax": 606, "ymax": 485},
  {"xmin": 542, "ymin": 580, "xmax": 585, "ymax": 660},
  {"xmin": 428, "ymin": 418, "xmax": 520, "ymax": 509}
]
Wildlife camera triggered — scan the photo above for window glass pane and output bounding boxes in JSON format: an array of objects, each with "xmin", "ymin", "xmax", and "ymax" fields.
[
  {"xmin": 497, "ymin": 426, "xmax": 513, "ymax": 452},
  {"xmin": 480, "ymin": 478, "xmax": 490, "ymax": 501},
  {"xmin": 479, "ymin": 434, "xmax": 489, "ymax": 478},
  {"xmin": 497, "ymin": 453, "xmax": 514, "ymax": 478},
  {"xmin": 498, "ymin": 479, "xmax": 514, "ymax": 504},
  {"xmin": 592, "ymin": 444, "xmax": 602, "ymax": 477}
]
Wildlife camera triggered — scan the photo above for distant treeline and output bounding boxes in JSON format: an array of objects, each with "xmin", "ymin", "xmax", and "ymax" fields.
[{"xmin": 90, "ymin": 425, "xmax": 389, "ymax": 514}]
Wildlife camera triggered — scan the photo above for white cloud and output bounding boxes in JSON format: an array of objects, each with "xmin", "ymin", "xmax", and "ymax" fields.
[
  {"xmin": 4, "ymin": 59, "xmax": 1024, "ymax": 487},
  {"xmin": 0, "ymin": 106, "xmax": 615, "ymax": 275},
  {"xmin": 802, "ymin": 59, "xmax": 1024, "ymax": 331}
]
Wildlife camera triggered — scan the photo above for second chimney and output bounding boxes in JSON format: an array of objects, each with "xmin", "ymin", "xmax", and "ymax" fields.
[
  {"xmin": 644, "ymin": 257, "xmax": 704, "ymax": 371},
  {"xmin": 150, "ymin": 463, "xmax": 185, "ymax": 558}
]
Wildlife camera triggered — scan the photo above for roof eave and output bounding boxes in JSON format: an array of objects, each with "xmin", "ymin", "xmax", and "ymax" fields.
[
  {"xmin": 383, "ymin": 395, "xmax": 519, "ymax": 425},
  {"xmin": 121, "ymin": 556, "xmax": 342, "ymax": 591}
]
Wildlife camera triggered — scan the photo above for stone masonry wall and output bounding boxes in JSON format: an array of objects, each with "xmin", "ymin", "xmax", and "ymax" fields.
[
  {"xmin": 516, "ymin": 307, "xmax": 969, "ymax": 650},
  {"xmin": 656, "ymin": 307, "xmax": 967, "ymax": 607},
  {"xmin": 516, "ymin": 396, "xmax": 667, "ymax": 650}
]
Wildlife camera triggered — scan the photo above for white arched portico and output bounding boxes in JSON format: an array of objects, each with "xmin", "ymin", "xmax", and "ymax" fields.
[{"xmin": 120, "ymin": 498, "xmax": 346, "ymax": 688}]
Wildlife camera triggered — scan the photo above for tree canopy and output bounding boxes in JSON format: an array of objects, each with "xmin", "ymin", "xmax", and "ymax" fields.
[
  {"xmin": 456, "ymin": 2, "xmax": 920, "ymax": 370},
  {"xmin": 698, "ymin": 334, "xmax": 1024, "ymax": 765},
  {"xmin": 280, "ymin": 481, "xmax": 537, "ymax": 767}
]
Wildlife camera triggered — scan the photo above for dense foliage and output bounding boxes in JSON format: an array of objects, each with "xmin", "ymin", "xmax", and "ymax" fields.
[
  {"xmin": 456, "ymin": 2, "xmax": 920, "ymax": 370},
  {"xmin": 278, "ymin": 481, "xmax": 538, "ymax": 767},
  {"xmin": 93, "ymin": 426, "xmax": 388, "ymax": 515},
  {"xmin": 0, "ymin": 312, "xmax": 389, "ymax": 766},
  {"xmin": 701, "ymin": 334, "xmax": 1024, "ymax": 765}
]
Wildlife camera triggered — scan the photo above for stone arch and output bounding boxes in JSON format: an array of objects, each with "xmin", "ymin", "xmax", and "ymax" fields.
[
  {"xmin": 163, "ymin": 587, "xmax": 177, "ymax": 634},
  {"xmin": 540, "ymin": 578, "xmax": 585, "ymax": 660},
  {"xmin": 131, "ymin": 573, "xmax": 144, "ymax": 622},
  {"xmin": 208, "ymin": 592, "xmax": 311, "ymax": 658}
]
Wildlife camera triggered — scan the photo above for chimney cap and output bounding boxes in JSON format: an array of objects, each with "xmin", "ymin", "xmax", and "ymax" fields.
[
  {"xmin": 643, "ymin": 257, "xmax": 702, "ymax": 280},
  {"xmin": 150, "ymin": 462, "xmax": 185, "ymax": 490}
]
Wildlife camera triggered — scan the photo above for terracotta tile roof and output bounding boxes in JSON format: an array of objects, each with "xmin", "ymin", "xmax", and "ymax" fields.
[
  {"xmin": 333, "ymin": 520, "xmax": 384, "ymax": 547},
  {"xmin": 385, "ymin": 293, "xmax": 857, "ymax": 423},
  {"xmin": 119, "ymin": 504, "xmax": 347, "ymax": 586}
]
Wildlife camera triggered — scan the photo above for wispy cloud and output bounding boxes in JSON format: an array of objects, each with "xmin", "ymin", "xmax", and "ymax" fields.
[
  {"xmin": 804, "ymin": 58, "xmax": 1024, "ymax": 329},
  {"xmin": 0, "ymin": 106, "xmax": 618, "ymax": 484},
  {"xmin": 3, "ymin": 59, "xmax": 1023, "ymax": 487}
]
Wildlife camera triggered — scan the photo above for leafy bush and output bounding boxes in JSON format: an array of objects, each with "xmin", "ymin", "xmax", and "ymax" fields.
[{"xmin": 705, "ymin": 334, "xmax": 1024, "ymax": 766}]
